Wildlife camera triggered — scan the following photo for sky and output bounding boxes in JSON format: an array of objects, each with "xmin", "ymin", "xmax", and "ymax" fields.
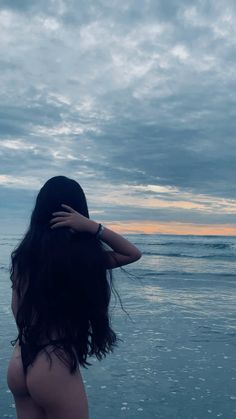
[{"xmin": 1, "ymin": 0, "xmax": 236, "ymax": 235}]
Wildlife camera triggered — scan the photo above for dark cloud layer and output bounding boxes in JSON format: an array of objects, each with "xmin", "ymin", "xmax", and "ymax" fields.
[{"xmin": 0, "ymin": 0, "xmax": 236, "ymax": 228}]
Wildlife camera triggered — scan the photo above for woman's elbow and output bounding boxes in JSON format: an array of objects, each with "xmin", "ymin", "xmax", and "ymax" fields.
[{"xmin": 132, "ymin": 249, "xmax": 142, "ymax": 261}]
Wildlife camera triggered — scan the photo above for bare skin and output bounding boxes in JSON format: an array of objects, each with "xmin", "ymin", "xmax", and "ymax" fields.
[
  {"xmin": 7, "ymin": 342, "xmax": 46, "ymax": 419},
  {"xmin": 8, "ymin": 278, "xmax": 89, "ymax": 419},
  {"xmin": 7, "ymin": 342, "xmax": 89, "ymax": 419},
  {"xmin": 7, "ymin": 204, "xmax": 142, "ymax": 418}
]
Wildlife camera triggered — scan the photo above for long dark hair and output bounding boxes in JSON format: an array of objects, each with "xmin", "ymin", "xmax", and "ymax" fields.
[{"xmin": 11, "ymin": 176, "xmax": 119, "ymax": 374}]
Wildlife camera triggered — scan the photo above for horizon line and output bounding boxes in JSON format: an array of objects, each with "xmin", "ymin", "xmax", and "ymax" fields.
[{"xmin": 105, "ymin": 221, "xmax": 236, "ymax": 236}]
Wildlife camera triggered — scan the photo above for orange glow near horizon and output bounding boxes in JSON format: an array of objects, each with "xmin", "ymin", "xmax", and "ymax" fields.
[{"xmin": 105, "ymin": 221, "xmax": 236, "ymax": 236}]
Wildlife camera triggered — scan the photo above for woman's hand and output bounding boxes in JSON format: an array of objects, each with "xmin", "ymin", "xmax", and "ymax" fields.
[
  {"xmin": 50, "ymin": 204, "xmax": 142, "ymax": 268},
  {"xmin": 50, "ymin": 204, "xmax": 98, "ymax": 233}
]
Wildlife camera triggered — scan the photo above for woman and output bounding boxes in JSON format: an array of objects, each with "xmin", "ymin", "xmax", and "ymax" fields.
[{"xmin": 7, "ymin": 175, "xmax": 142, "ymax": 419}]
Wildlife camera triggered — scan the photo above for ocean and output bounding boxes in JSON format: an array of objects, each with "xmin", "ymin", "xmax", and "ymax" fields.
[{"xmin": 0, "ymin": 233, "xmax": 236, "ymax": 418}]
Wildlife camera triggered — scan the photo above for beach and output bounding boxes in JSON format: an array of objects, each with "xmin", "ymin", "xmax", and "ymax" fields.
[{"xmin": 0, "ymin": 234, "xmax": 236, "ymax": 418}]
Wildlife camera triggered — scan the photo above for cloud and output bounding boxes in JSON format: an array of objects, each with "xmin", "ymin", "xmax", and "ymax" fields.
[{"xmin": 0, "ymin": 0, "xmax": 236, "ymax": 232}]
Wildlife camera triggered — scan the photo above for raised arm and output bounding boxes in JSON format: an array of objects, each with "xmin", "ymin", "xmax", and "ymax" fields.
[
  {"xmin": 50, "ymin": 204, "xmax": 142, "ymax": 269},
  {"xmin": 88, "ymin": 223, "xmax": 142, "ymax": 268}
]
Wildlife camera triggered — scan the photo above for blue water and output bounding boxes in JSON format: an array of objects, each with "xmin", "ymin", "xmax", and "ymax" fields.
[{"xmin": 0, "ymin": 234, "xmax": 236, "ymax": 418}]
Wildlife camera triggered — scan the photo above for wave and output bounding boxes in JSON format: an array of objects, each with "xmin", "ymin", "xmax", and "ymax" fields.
[
  {"xmin": 0, "ymin": 265, "xmax": 9, "ymax": 272},
  {"xmin": 142, "ymin": 271, "xmax": 236, "ymax": 278},
  {"xmin": 143, "ymin": 251, "xmax": 236, "ymax": 259},
  {"xmin": 146, "ymin": 242, "xmax": 232, "ymax": 249}
]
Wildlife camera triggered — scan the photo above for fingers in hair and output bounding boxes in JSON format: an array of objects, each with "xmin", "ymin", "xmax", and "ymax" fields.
[
  {"xmin": 50, "ymin": 221, "xmax": 68, "ymax": 229},
  {"xmin": 52, "ymin": 211, "xmax": 70, "ymax": 217},
  {"xmin": 61, "ymin": 204, "xmax": 76, "ymax": 213},
  {"xmin": 50, "ymin": 217, "xmax": 68, "ymax": 224}
]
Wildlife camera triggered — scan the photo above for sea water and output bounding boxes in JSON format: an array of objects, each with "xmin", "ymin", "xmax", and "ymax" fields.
[{"xmin": 0, "ymin": 234, "xmax": 236, "ymax": 418}]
